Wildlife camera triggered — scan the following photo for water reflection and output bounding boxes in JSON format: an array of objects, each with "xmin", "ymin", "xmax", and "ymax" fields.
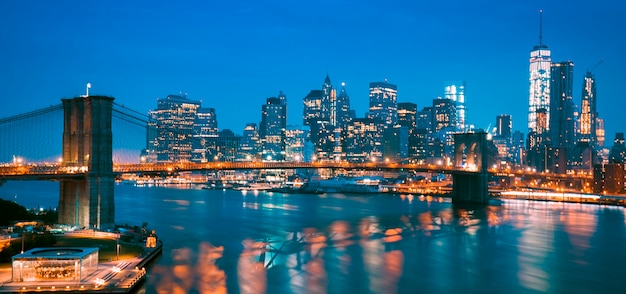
[
  {"xmin": 152, "ymin": 242, "xmax": 226, "ymax": 293},
  {"xmin": 109, "ymin": 188, "xmax": 626, "ymax": 293}
]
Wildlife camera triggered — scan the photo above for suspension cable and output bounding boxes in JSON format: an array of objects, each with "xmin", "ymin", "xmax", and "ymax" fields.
[{"xmin": 0, "ymin": 104, "xmax": 63, "ymax": 125}]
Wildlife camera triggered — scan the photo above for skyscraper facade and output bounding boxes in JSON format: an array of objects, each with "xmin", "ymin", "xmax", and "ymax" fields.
[
  {"xmin": 368, "ymin": 80, "xmax": 398, "ymax": 127},
  {"xmin": 335, "ymin": 82, "xmax": 352, "ymax": 130},
  {"xmin": 260, "ymin": 96, "xmax": 287, "ymax": 161},
  {"xmin": 284, "ymin": 125, "xmax": 310, "ymax": 162},
  {"xmin": 433, "ymin": 97, "xmax": 457, "ymax": 158},
  {"xmin": 397, "ymin": 102, "xmax": 417, "ymax": 131},
  {"xmin": 549, "ymin": 61, "xmax": 575, "ymax": 149},
  {"xmin": 302, "ymin": 90, "xmax": 324, "ymax": 127},
  {"xmin": 495, "ymin": 114, "xmax": 512, "ymax": 139},
  {"xmin": 528, "ymin": 11, "xmax": 552, "ymax": 135},
  {"xmin": 238, "ymin": 123, "xmax": 260, "ymax": 161},
  {"xmin": 192, "ymin": 107, "xmax": 218, "ymax": 162},
  {"xmin": 579, "ymin": 71, "xmax": 598, "ymax": 147},
  {"xmin": 345, "ymin": 118, "xmax": 382, "ymax": 162},
  {"xmin": 444, "ymin": 81, "xmax": 466, "ymax": 131},
  {"xmin": 146, "ymin": 94, "xmax": 200, "ymax": 162}
]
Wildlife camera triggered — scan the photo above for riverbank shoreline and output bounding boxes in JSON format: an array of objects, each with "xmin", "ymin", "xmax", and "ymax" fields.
[{"xmin": 0, "ymin": 232, "xmax": 162, "ymax": 293}]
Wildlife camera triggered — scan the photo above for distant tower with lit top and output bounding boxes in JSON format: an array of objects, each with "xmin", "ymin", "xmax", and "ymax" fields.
[{"xmin": 528, "ymin": 10, "xmax": 552, "ymax": 136}]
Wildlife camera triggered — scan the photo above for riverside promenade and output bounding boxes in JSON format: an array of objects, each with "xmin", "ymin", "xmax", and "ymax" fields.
[{"xmin": 0, "ymin": 232, "xmax": 162, "ymax": 293}]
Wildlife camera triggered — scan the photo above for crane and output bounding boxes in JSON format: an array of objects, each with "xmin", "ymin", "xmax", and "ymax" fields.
[{"xmin": 588, "ymin": 58, "xmax": 604, "ymax": 74}]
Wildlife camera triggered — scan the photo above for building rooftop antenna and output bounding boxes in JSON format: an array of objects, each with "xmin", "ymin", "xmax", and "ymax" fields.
[{"xmin": 539, "ymin": 9, "xmax": 543, "ymax": 46}]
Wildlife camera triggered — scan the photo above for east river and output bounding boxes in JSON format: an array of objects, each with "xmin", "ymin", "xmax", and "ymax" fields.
[{"xmin": 2, "ymin": 181, "xmax": 626, "ymax": 293}]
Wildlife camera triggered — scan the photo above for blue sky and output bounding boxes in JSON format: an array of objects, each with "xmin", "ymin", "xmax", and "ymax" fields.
[{"xmin": 1, "ymin": 0, "xmax": 624, "ymax": 145}]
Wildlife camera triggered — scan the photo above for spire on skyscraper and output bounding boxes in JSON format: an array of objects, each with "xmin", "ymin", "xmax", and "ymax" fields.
[
  {"xmin": 539, "ymin": 9, "xmax": 543, "ymax": 46},
  {"xmin": 324, "ymin": 74, "xmax": 331, "ymax": 86},
  {"xmin": 534, "ymin": 9, "xmax": 548, "ymax": 50}
]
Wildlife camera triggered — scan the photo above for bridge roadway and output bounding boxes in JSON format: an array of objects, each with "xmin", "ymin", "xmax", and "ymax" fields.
[{"xmin": 0, "ymin": 161, "xmax": 592, "ymax": 182}]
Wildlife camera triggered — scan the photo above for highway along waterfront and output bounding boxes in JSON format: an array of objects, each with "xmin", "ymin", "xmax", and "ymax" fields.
[{"xmin": 1, "ymin": 180, "xmax": 626, "ymax": 293}]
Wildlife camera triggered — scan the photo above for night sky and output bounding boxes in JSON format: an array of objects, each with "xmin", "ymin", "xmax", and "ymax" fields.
[{"xmin": 1, "ymin": 1, "xmax": 624, "ymax": 143}]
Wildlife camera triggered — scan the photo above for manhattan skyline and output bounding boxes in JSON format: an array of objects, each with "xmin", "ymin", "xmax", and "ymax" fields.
[{"xmin": 1, "ymin": 1, "xmax": 624, "ymax": 141}]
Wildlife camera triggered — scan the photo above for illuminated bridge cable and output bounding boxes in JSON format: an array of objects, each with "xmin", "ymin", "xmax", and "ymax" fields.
[
  {"xmin": 0, "ymin": 104, "xmax": 63, "ymax": 125},
  {"xmin": 0, "ymin": 104, "xmax": 64, "ymax": 163},
  {"xmin": 112, "ymin": 102, "xmax": 150, "ymax": 120}
]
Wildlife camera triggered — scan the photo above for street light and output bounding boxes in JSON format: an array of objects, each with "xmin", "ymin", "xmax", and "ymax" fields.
[{"xmin": 116, "ymin": 234, "xmax": 120, "ymax": 261}]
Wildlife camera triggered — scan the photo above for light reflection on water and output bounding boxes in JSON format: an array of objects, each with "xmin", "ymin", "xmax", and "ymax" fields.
[{"xmin": 2, "ymin": 181, "xmax": 626, "ymax": 293}]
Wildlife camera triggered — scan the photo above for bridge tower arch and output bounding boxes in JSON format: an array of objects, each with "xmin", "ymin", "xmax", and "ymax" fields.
[
  {"xmin": 58, "ymin": 96, "xmax": 115, "ymax": 229},
  {"xmin": 452, "ymin": 132, "xmax": 490, "ymax": 204}
]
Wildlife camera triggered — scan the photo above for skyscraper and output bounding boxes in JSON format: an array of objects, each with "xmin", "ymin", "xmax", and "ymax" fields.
[
  {"xmin": 260, "ymin": 95, "xmax": 287, "ymax": 161},
  {"xmin": 495, "ymin": 114, "xmax": 512, "ymax": 139},
  {"xmin": 433, "ymin": 97, "xmax": 457, "ymax": 158},
  {"xmin": 397, "ymin": 102, "xmax": 417, "ymax": 130},
  {"xmin": 368, "ymin": 80, "xmax": 398, "ymax": 127},
  {"xmin": 444, "ymin": 81, "xmax": 466, "ymax": 131},
  {"xmin": 528, "ymin": 10, "xmax": 552, "ymax": 134},
  {"xmin": 345, "ymin": 118, "xmax": 382, "ymax": 162},
  {"xmin": 579, "ymin": 70, "xmax": 598, "ymax": 147},
  {"xmin": 609, "ymin": 133, "xmax": 626, "ymax": 164},
  {"xmin": 192, "ymin": 107, "xmax": 218, "ymax": 162},
  {"xmin": 549, "ymin": 61, "xmax": 575, "ymax": 149},
  {"xmin": 336, "ymin": 82, "xmax": 352, "ymax": 130},
  {"xmin": 238, "ymin": 123, "xmax": 260, "ymax": 161},
  {"xmin": 284, "ymin": 125, "xmax": 310, "ymax": 162},
  {"xmin": 323, "ymin": 75, "xmax": 337, "ymax": 126},
  {"xmin": 302, "ymin": 89, "xmax": 324, "ymax": 127},
  {"xmin": 146, "ymin": 94, "xmax": 200, "ymax": 162},
  {"xmin": 433, "ymin": 98, "xmax": 457, "ymax": 133}
]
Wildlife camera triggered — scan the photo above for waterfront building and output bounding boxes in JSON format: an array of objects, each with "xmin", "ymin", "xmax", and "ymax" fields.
[
  {"xmin": 383, "ymin": 125, "xmax": 409, "ymax": 162},
  {"xmin": 12, "ymin": 248, "xmax": 99, "ymax": 282},
  {"xmin": 311, "ymin": 120, "xmax": 334, "ymax": 160},
  {"xmin": 238, "ymin": 123, "xmax": 260, "ymax": 161},
  {"xmin": 191, "ymin": 107, "xmax": 218, "ymax": 163},
  {"xmin": 368, "ymin": 80, "xmax": 398, "ymax": 127},
  {"xmin": 146, "ymin": 94, "xmax": 201, "ymax": 162},
  {"xmin": 593, "ymin": 163, "xmax": 626, "ymax": 194},
  {"xmin": 260, "ymin": 95, "xmax": 287, "ymax": 161},
  {"xmin": 411, "ymin": 128, "xmax": 429, "ymax": 163},
  {"xmin": 444, "ymin": 81, "xmax": 466, "ymax": 131},
  {"xmin": 212, "ymin": 129, "xmax": 240, "ymax": 162},
  {"xmin": 345, "ymin": 118, "xmax": 382, "ymax": 162},
  {"xmin": 285, "ymin": 125, "xmax": 311, "ymax": 162},
  {"xmin": 398, "ymin": 102, "xmax": 418, "ymax": 161},
  {"xmin": 433, "ymin": 97, "xmax": 457, "ymax": 158},
  {"xmin": 528, "ymin": 10, "xmax": 552, "ymax": 136},
  {"xmin": 416, "ymin": 106, "xmax": 435, "ymax": 162}
]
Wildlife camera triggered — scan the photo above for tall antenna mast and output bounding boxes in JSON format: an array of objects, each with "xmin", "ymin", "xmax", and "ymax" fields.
[{"xmin": 539, "ymin": 9, "xmax": 543, "ymax": 45}]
